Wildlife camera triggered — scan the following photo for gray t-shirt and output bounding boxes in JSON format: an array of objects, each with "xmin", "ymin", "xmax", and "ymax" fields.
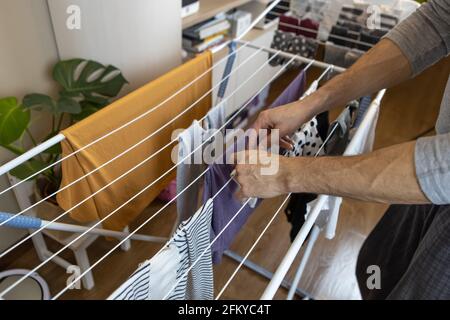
[{"xmin": 385, "ymin": 0, "xmax": 450, "ymax": 204}]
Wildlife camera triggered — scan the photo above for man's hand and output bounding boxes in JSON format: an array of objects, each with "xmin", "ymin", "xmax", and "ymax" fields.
[
  {"xmin": 252, "ymin": 100, "xmax": 317, "ymax": 150},
  {"xmin": 233, "ymin": 150, "xmax": 292, "ymax": 199}
]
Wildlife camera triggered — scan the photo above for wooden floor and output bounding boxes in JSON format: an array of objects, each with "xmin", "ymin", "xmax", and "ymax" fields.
[{"xmin": 1, "ymin": 56, "xmax": 449, "ymax": 300}]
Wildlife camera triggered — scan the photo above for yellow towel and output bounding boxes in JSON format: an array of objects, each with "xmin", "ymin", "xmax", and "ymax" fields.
[{"xmin": 57, "ymin": 52, "xmax": 212, "ymax": 231}]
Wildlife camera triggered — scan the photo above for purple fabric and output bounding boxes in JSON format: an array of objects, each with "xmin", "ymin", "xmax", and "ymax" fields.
[{"xmin": 203, "ymin": 70, "xmax": 306, "ymax": 263}]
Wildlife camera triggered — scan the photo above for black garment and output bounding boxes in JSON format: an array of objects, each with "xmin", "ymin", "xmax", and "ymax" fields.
[
  {"xmin": 330, "ymin": 25, "xmax": 350, "ymax": 47},
  {"xmin": 356, "ymin": 204, "xmax": 450, "ymax": 300},
  {"xmin": 325, "ymin": 101, "xmax": 358, "ymax": 155}
]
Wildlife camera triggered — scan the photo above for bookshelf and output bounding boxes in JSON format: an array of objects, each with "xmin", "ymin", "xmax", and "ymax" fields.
[{"xmin": 182, "ymin": 0, "xmax": 254, "ymax": 29}]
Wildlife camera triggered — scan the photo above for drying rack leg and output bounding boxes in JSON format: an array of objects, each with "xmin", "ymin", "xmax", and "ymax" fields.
[
  {"xmin": 286, "ymin": 225, "xmax": 320, "ymax": 300},
  {"xmin": 224, "ymin": 250, "xmax": 312, "ymax": 299}
]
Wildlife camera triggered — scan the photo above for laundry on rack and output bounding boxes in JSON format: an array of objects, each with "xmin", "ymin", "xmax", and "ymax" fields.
[
  {"xmin": 204, "ymin": 100, "xmax": 227, "ymax": 131},
  {"xmin": 109, "ymin": 243, "xmax": 179, "ymax": 300},
  {"xmin": 284, "ymin": 109, "xmax": 329, "ymax": 242},
  {"xmin": 176, "ymin": 120, "xmax": 208, "ymax": 223},
  {"xmin": 285, "ymin": 100, "xmax": 360, "ymax": 242},
  {"xmin": 225, "ymin": 86, "xmax": 271, "ymax": 131},
  {"xmin": 324, "ymin": 42, "xmax": 364, "ymax": 68},
  {"xmin": 279, "ymin": 14, "xmax": 301, "ymax": 35},
  {"xmin": 324, "ymin": 100, "xmax": 359, "ymax": 156},
  {"xmin": 57, "ymin": 52, "xmax": 212, "ymax": 231},
  {"xmin": 277, "ymin": 1, "xmax": 400, "ymax": 52},
  {"xmin": 109, "ymin": 199, "xmax": 214, "ymax": 300},
  {"xmin": 317, "ymin": 0, "xmax": 345, "ymax": 41},
  {"xmin": 270, "ymin": 30, "xmax": 318, "ymax": 67},
  {"xmin": 203, "ymin": 69, "xmax": 307, "ymax": 263},
  {"xmin": 298, "ymin": 18, "xmax": 319, "ymax": 38},
  {"xmin": 357, "ymin": 28, "xmax": 388, "ymax": 51},
  {"xmin": 283, "ymin": 115, "xmax": 328, "ymax": 158},
  {"xmin": 353, "ymin": 95, "xmax": 372, "ymax": 129}
]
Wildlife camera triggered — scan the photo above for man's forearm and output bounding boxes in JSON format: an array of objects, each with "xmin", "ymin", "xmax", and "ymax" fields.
[
  {"xmin": 283, "ymin": 141, "xmax": 430, "ymax": 204},
  {"xmin": 294, "ymin": 38, "xmax": 413, "ymax": 119}
]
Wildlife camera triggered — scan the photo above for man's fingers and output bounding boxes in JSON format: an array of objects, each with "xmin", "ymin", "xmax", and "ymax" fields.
[{"xmin": 280, "ymin": 137, "xmax": 294, "ymax": 150}]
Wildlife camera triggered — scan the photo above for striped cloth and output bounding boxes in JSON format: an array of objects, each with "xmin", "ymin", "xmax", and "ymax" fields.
[{"xmin": 108, "ymin": 199, "xmax": 214, "ymax": 300}]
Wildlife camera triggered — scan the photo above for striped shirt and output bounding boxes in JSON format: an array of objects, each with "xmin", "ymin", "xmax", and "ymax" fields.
[{"xmin": 109, "ymin": 199, "xmax": 214, "ymax": 300}]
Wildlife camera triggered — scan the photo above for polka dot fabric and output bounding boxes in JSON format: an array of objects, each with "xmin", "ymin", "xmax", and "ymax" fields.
[
  {"xmin": 270, "ymin": 30, "xmax": 319, "ymax": 67},
  {"xmin": 284, "ymin": 117, "xmax": 325, "ymax": 157}
]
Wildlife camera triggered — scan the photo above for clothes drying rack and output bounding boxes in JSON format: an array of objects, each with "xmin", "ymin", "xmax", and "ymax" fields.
[{"xmin": 0, "ymin": 0, "xmax": 386, "ymax": 299}]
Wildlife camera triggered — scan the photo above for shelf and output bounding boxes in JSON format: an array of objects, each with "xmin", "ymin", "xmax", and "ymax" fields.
[{"xmin": 182, "ymin": 0, "xmax": 255, "ymax": 29}]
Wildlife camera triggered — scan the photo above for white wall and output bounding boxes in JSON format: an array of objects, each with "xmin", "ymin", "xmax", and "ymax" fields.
[
  {"xmin": 0, "ymin": 0, "xmax": 59, "ymax": 253},
  {"xmin": 47, "ymin": 0, "xmax": 182, "ymax": 94}
]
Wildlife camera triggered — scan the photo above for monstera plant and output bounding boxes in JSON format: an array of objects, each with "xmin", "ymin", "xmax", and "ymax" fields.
[{"xmin": 0, "ymin": 59, "xmax": 128, "ymax": 197}]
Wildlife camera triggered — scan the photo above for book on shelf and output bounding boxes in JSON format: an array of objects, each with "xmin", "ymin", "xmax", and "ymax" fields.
[
  {"xmin": 183, "ymin": 33, "xmax": 226, "ymax": 53},
  {"xmin": 181, "ymin": 0, "xmax": 199, "ymax": 18},
  {"xmin": 183, "ymin": 16, "xmax": 231, "ymax": 40}
]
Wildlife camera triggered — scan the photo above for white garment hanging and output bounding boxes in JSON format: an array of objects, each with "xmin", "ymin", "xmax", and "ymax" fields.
[
  {"xmin": 108, "ymin": 243, "xmax": 180, "ymax": 300},
  {"xmin": 176, "ymin": 120, "xmax": 208, "ymax": 222},
  {"xmin": 108, "ymin": 199, "xmax": 214, "ymax": 300}
]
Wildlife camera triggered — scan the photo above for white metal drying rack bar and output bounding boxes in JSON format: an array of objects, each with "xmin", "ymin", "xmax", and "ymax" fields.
[
  {"xmin": 236, "ymin": 39, "xmax": 347, "ymax": 73},
  {"xmin": 261, "ymin": 89, "xmax": 387, "ymax": 300},
  {"xmin": 222, "ymin": 61, "xmax": 337, "ymax": 299}
]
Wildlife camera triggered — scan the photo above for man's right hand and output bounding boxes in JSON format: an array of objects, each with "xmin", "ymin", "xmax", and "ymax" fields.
[{"xmin": 252, "ymin": 99, "xmax": 318, "ymax": 150}]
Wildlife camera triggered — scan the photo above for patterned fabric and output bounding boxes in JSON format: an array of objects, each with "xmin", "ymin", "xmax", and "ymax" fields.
[
  {"xmin": 284, "ymin": 117, "xmax": 326, "ymax": 157},
  {"xmin": 170, "ymin": 199, "xmax": 214, "ymax": 300},
  {"xmin": 270, "ymin": 30, "xmax": 318, "ymax": 67},
  {"xmin": 109, "ymin": 199, "xmax": 214, "ymax": 300}
]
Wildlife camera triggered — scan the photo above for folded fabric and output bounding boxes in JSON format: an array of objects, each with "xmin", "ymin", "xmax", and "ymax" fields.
[
  {"xmin": 318, "ymin": 0, "xmax": 344, "ymax": 41},
  {"xmin": 203, "ymin": 69, "xmax": 307, "ymax": 263},
  {"xmin": 324, "ymin": 42, "xmax": 364, "ymax": 68},
  {"xmin": 57, "ymin": 52, "xmax": 212, "ymax": 231},
  {"xmin": 287, "ymin": 34, "xmax": 319, "ymax": 61},
  {"xmin": 279, "ymin": 14, "xmax": 301, "ymax": 35},
  {"xmin": 270, "ymin": 30, "xmax": 296, "ymax": 67},
  {"xmin": 298, "ymin": 18, "xmax": 319, "ymax": 39},
  {"xmin": 109, "ymin": 199, "xmax": 214, "ymax": 300},
  {"xmin": 329, "ymin": 25, "xmax": 350, "ymax": 46},
  {"xmin": 337, "ymin": 20, "xmax": 363, "ymax": 33}
]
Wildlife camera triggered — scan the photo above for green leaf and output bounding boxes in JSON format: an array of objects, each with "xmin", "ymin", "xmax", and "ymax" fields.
[
  {"xmin": 42, "ymin": 132, "xmax": 62, "ymax": 155},
  {"xmin": 57, "ymin": 97, "xmax": 82, "ymax": 114},
  {"xmin": 23, "ymin": 94, "xmax": 56, "ymax": 113},
  {"xmin": 53, "ymin": 59, "xmax": 128, "ymax": 103},
  {"xmin": 71, "ymin": 102, "xmax": 99, "ymax": 122},
  {"xmin": 0, "ymin": 97, "xmax": 30, "ymax": 146},
  {"xmin": 9, "ymin": 158, "xmax": 48, "ymax": 180}
]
